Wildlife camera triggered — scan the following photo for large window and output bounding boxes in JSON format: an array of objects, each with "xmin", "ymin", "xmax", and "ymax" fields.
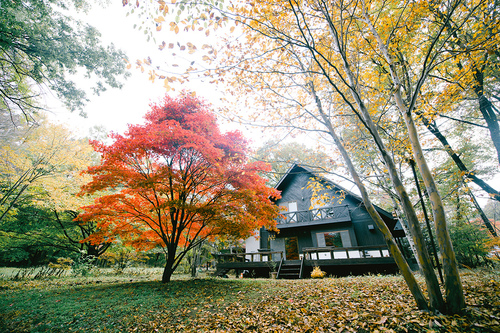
[
  {"xmin": 316, "ymin": 230, "xmax": 352, "ymax": 248},
  {"xmin": 280, "ymin": 201, "xmax": 298, "ymax": 223}
]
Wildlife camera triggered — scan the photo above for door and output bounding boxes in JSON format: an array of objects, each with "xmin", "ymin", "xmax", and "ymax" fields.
[{"xmin": 285, "ymin": 237, "xmax": 299, "ymax": 260}]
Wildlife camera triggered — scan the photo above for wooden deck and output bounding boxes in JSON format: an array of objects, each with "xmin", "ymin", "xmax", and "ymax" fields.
[{"xmin": 214, "ymin": 246, "xmax": 400, "ymax": 278}]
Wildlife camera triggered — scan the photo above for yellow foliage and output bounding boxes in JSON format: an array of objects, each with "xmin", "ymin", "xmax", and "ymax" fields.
[
  {"xmin": 0, "ymin": 116, "xmax": 96, "ymax": 217},
  {"xmin": 311, "ymin": 266, "xmax": 326, "ymax": 278}
]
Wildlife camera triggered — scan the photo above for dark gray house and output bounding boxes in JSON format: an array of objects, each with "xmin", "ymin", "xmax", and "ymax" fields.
[{"xmin": 215, "ymin": 164, "xmax": 408, "ymax": 278}]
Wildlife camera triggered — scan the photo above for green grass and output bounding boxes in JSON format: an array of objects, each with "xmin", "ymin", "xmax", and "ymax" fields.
[{"xmin": 1, "ymin": 268, "xmax": 499, "ymax": 332}]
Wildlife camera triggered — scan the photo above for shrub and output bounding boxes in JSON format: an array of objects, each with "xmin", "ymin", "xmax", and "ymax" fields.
[
  {"xmin": 311, "ymin": 266, "xmax": 326, "ymax": 278},
  {"xmin": 449, "ymin": 221, "xmax": 493, "ymax": 268},
  {"xmin": 99, "ymin": 247, "xmax": 146, "ymax": 274},
  {"xmin": 72, "ymin": 254, "xmax": 97, "ymax": 277}
]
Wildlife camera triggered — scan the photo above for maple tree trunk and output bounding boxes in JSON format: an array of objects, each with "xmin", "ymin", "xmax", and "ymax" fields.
[{"xmin": 162, "ymin": 252, "xmax": 176, "ymax": 283}]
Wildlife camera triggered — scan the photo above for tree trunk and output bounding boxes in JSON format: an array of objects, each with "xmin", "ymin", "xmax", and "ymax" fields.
[
  {"xmin": 418, "ymin": 111, "xmax": 500, "ymax": 206},
  {"xmin": 475, "ymin": 85, "xmax": 500, "ymax": 165},
  {"xmin": 334, "ymin": 48, "xmax": 445, "ymax": 312},
  {"xmin": 409, "ymin": 159, "xmax": 444, "ymax": 284},
  {"xmin": 312, "ymin": 89, "xmax": 429, "ymax": 311},
  {"xmin": 467, "ymin": 186, "xmax": 497, "ymax": 237},
  {"xmin": 190, "ymin": 246, "xmax": 200, "ymax": 278},
  {"xmin": 360, "ymin": 3, "xmax": 464, "ymax": 313},
  {"xmin": 162, "ymin": 252, "xmax": 176, "ymax": 283},
  {"xmin": 399, "ymin": 97, "xmax": 465, "ymax": 314},
  {"xmin": 329, "ymin": 124, "xmax": 429, "ymax": 311}
]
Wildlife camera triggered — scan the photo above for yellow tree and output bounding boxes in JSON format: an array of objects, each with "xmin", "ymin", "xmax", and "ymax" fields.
[
  {"xmin": 202, "ymin": 0, "xmax": 446, "ymax": 312},
  {"xmin": 0, "ymin": 115, "xmax": 93, "ymax": 222},
  {"xmin": 205, "ymin": 0, "xmax": 487, "ymax": 313},
  {"xmin": 125, "ymin": 0, "xmax": 500, "ymax": 313}
]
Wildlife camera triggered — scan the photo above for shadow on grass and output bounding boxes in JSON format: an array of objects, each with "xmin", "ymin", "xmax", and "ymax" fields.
[{"xmin": 0, "ymin": 277, "xmax": 265, "ymax": 333}]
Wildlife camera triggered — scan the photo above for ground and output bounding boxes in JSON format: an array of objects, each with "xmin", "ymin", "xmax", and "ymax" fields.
[{"xmin": 0, "ymin": 268, "xmax": 499, "ymax": 332}]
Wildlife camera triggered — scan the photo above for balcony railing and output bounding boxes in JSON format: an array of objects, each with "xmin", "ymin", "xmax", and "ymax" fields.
[{"xmin": 277, "ymin": 205, "xmax": 350, "ymax": 225}]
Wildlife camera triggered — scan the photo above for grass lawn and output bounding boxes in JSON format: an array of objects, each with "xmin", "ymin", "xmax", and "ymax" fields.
[{"xmin": 0, "ymin": 268, "xmax": 499, "ymax": 332}]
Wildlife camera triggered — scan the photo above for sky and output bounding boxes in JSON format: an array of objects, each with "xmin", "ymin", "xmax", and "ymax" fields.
[{"xmin": 47, "ymin": 1, "xmax": 225, "ymax": 137}]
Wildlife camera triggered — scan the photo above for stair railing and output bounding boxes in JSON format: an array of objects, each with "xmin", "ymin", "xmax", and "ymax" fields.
[
  {"xmin": 299, "ymin": 256, "xmax": 305, "ymax": 279},
  {"xmin": 276, "ymin": 257, "xmax": 284, "ymax": 279}
]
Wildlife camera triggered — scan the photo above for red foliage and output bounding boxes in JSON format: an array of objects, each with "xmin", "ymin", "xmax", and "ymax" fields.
[{"xmin": 78, "ymin": 94, "xmax": 280, "ymax": 282}]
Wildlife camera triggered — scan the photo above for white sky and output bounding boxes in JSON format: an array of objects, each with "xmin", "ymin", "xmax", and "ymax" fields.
[{"xmin": 47, "ymin": 1, "xmax": 226, "ymax": 137}]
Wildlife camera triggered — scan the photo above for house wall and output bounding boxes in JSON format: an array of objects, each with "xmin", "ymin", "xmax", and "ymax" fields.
[
  {"xmin": 245, "ymin": 235, "xmax": 259, "ymax": 253},
  {"xmin": 272, "ymin": 171, "xmax": 388, "ymax": 255},
  {"xmin": 349, "ymin": 205, "xmax": 387, "ymax": 246},
  {"xmin": 277, "ymin": 171, "xmax": 311, "ymax": 212}
]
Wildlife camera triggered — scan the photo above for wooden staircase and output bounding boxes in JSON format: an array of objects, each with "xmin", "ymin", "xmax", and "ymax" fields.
[{"xmin": 277, "ymin": 257, "xmax": 304, "ymax": 279}]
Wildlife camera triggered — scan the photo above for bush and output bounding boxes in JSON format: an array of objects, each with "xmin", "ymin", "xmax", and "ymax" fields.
[
  {"xmin": 311, "ymin": 266, "xmax": 326, "ymax": 278},
  {"xmin": 449, "ymin": 221, "xmax": 493, "ymax": 268},
  {"xmin": 99, "ymin": 248, "xmax": 146, "ymax": 274},
  {"xmin": 72, "ymin": 254, "xmax": 98, "ymax": 277}
]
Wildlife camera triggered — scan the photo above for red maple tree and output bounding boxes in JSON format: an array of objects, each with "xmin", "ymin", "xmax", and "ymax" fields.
[{"xmin": 78, "ymin": 94, "xmax": 280, "ymax": 282}]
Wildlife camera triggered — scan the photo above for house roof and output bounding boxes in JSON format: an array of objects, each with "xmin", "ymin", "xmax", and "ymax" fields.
[{"xmin": 275, "ymin": 163, "xmax": 396, "ymax": 221}]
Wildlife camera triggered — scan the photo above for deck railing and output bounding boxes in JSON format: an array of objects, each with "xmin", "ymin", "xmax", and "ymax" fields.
[
  {"xmin": 213, "ymin": 251, "xmax": 284, "ymax": 263},
  {"xmin": 214, "ymin": 246, "xmax": 391, "ymax": 264},
  {"xmin": 302, "ymin": 245, "xmax": 391, "ymax": 260},
  {"xmin": 277, "ymin": 205, "xmax": 350, "ymax": 224}
]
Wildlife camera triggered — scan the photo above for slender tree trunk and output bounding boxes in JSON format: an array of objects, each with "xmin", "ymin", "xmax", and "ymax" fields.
[
  {"xmin": 360, "ymin": 3, "xmax": 465, "ymax": 313},
  {"xmin": 398, "ymin": 95, "xmax": 465, "ymax": 313},
  {"xmin": 467, "ymin": 185, "xmax": 497, "ymax": 237},
  {"xmin": 409, "ymin": 159, "xmax": 444, "ymax": 283},
  {"xmin": 327, "ymin": 122, "xmax": 429, "ymax": 310},
  {"xmin": 475, "ymin": 86, "xmax": 500, "ymax": 165},
  {"xmin": 330, "ymin": 44, "xmax": 445, "ymax": 312},
  {"xmin": 190, "ymin": 245, "xmax": 200, "ymax": 278},
  {"xmin": 418, "ymin": 112, "xmax": 500, "ymax": 205},
  {"xmin": 310, "ymin": 88, "xmax": 429, "ymax": 311},
  {"xmin": 312, "ymin": 1, "xmax": 445, "ymax": 309},
  {"xmin": 430, "ymin": 3, "xmax": 500, "ymax": 164}
]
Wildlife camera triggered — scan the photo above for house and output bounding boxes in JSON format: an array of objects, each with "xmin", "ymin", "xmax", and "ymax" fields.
[{"xmin": 214, "ymin": 164, "xmax": 409, "ymax": 278}]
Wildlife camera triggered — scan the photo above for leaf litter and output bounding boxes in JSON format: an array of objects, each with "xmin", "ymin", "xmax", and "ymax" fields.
[{"xmin": 0, "ymin": 270, "xmax": 499, "ymax": 332}]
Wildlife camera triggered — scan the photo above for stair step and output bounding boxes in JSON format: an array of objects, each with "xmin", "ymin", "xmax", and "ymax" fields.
[
  {"xmin": 279, "ymin": 274, "xmax": 300, "ymax": 279},
  {"xmin": 277, "ymin": 260, "xmax": 304, "ymax": 279}
]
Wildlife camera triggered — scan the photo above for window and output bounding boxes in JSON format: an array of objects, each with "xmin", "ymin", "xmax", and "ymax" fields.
[
  {"xmin": 316, "ymin": 230, "xmax": 352, "ymax": 248},
  {"xmin": 280, "ymin": 201, "xmax": 298, "ymax": 223}
]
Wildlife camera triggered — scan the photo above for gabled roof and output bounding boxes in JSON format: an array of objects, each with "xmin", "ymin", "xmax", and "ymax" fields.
[{"xmin": 275, "ymin": 164, "xmax": 395, "ymax": 221}]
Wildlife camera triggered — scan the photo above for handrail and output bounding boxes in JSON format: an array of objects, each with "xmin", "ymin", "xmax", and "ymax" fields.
[
  {"xmin": 299, "ymin": 256, "xmax": 305, "ymax": 279},
  {"xmin": 276, "ymin": 257, "xmax": 284, "ymax": 278},
  {"xmin": 302, "ymin": 245, "xmax": 391, "ymax": 260}
]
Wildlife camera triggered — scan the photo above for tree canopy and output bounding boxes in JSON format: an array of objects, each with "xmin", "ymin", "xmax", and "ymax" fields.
[
  {"xmin": 78, "ymin": 94, "xmax": 280, "ymax": 282},
  {"xmin": 0, "ymin": 0, "xmax": 129, "ymax": 120}
]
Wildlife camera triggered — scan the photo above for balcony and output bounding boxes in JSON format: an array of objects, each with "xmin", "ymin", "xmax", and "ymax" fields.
[{"xmin": 277, "ymin": 205, "xmax": 351, "ymax": 229}]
